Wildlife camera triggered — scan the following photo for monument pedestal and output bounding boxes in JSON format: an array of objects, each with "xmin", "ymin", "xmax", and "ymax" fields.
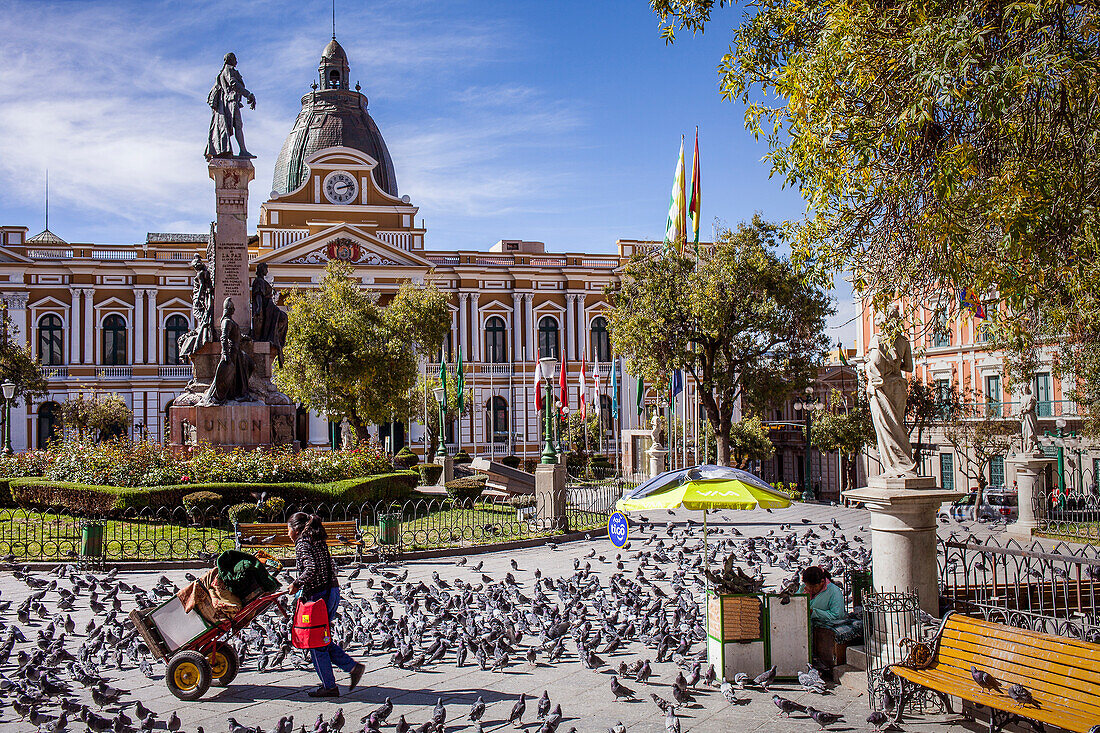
[
  {"xmin": 1006, "ymin": 453, "xmax": 1054, "ymax": 540},
  {"xmin": 648, "ymin": 446, "xmax": 668, "ymax": 479},
  {"xmin": 435, "ymin": 455, "xmax": 454, "ymax": 485},
  {"xmin": 535, "ymin": 463, "xmax": 567, "ymax": 530},
  {"xmin": 844, "ymin": 476, "xmax": 962, "ymax": 616}
]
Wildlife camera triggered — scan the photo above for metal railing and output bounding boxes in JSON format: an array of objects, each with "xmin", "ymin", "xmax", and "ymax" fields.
[
  {"xmin": 1033, "ymin": 465, "xmax": 1100, "ymax": 541},
  {"xmin": 158, "ymin": 365, "xmax": 192, "ymax": 378},
  {"xmin": 939, "ymin": 535, "xmax": 1100, "ymax": 640},
  {"xmin": 0, "ymin": 483, "xmax": 620, "ymax": 562},
  {"xmin": 95, "ymin": 366, "xmax": 132, "ymax": 379},
  {"xmin": 38, "ymin": 366, "xmax": 68, "ymax": 379}
]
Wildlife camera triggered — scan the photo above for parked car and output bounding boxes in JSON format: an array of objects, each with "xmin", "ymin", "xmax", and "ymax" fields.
[{"xmin": 940, "ymin": 489, "xmax": 1018, "ymax": 522}]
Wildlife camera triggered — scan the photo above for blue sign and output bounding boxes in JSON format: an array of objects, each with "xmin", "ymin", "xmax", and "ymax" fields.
[{"xmin": 608, "ymin": 511, "xmax": 629, "ymax": 548}]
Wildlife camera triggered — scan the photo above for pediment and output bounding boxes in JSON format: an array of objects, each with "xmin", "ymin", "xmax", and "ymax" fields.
[
  {"xmin": 155, "ymin": 296, "xmax": 192, "ymax": 312},
  {"xmin": 0, "ymin": 246, "xmax": 33, "ymax": 264},
  {"xmin": 92, "ymin": 296, "xmax": 133, "ymax": 311},
  {"xmin": 28, "ymin": 295, "xmax": 71, "ymax": 311},
  {"xmin": 305, "ymin": 147, "xmax": 379, "ymax": 171},
  {"xmin": 255, "ymin": 223, "xmax": 434, "ymax": 269},
  {"xmin": 532, "ymin": 301, "xmax": 566, "ymax": 314}
]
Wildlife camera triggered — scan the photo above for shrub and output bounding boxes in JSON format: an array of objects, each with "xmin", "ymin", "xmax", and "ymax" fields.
[
  {"xmin": 393, "ymin": 447, "xmax": 419, "ymax": 469},
  {"xmin": 227, "ymin": 503, "xmax": 258, "ymax": 525},
  {"xmin": 501, "ymin": 455, "xmax": 522, "ymax": 469},
  {"xmin": 182, "ymin": 491, "xmax": 223, "ymax": 516},
  {"xmin": 9, "ymin": 479, "xmax": 186, "ymax": 514},
  {"xmin": 445, "ymin": 474, "xmax": 485, "ymax": 503},
  {"xmin": 452, "ymin": 450, "xmax": 472, "ymax": 465},
  {"xmin": 262, "ymin": 496, "xmax": 286, "ymax": 520},
  {"xmin": 417, "ymin": 463, "xmax": 443, "ymax": 486}
]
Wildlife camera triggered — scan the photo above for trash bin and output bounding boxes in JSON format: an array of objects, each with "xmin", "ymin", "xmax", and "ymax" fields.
[
  {"xmin": 81, "ymin": 522, "xmax": 105, "ymax": 559},
  {"xmin": 378, "ymin": 513, "xmax": 401, "ymax": 546},
  {"xmin": 847, "ymin": 569, "xmax": 873, "ymax": 609}
]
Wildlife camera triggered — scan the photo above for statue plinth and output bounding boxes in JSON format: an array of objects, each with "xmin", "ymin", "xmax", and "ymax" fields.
[
  {"xmin": 865, "ymin": 474, "xmax": 937, "ymax": 491},
  {"xmin": 208, "ymin": 158, "xmax": 254, "ymax": 333},
  {"xmin": 1006, "ymin": 452, "xmax": 1056, "ymax": 540}
]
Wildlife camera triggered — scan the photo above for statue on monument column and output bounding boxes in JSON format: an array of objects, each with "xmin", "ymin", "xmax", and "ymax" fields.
[
  {"xmin": 205, "ymin": 52, "xmax": 256, "ymax": 160},
  {"xmin": 202, "ymin": 298, "xmax": 255, "ymax": 404},
  {"xmin": 865, "ymin": 307, "xmax": 917, "ymax": 477},
  {"xmin": 250, "ymin": 263, "xmax": 289, "ymax": 365},
  {"xmin": 1016, "ymin": 382, "xmax": 1040, "ymax": 456},
  {"xmin": 178, "ymin": 255, "xmax": 215, "ymax": 359}
]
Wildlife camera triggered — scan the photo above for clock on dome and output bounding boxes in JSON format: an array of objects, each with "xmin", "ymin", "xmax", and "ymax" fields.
[{"xmin": 323, "ymin": 171, "xmax": 358, "ymax": 204}]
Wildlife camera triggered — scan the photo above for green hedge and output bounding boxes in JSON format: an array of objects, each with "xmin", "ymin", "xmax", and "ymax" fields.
[
  {"xmin": 9, "ymin": 471, "xmax": 418, "ymax": 516},
  {"xmin": 417, "ymin": 463, "xmax": 444, "ymax": 486},
  {"xmin": 445, "ymin": 474, "xmax": 485, "ymax": 503}
]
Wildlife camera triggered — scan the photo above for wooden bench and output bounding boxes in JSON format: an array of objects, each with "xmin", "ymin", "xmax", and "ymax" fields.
[
  {"xmin": 887, "ymin": 611, "xmax": 1100, "ymax": 732},
  {"xmin": 235, "ymin": 521, "xmax": 363, "ymax": 551}
]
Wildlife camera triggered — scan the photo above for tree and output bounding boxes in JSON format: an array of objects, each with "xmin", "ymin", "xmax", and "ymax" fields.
[
  {"xmin": 905, "ymin": 379, "xmax": 965, "ymax": 471},
  {"xmin": 608, "ymin": 217, "xmax": 833, "ymax": 465},
  {"xmin": 650, "ymin": 0, "xmax": 1100, "ymax": 412},
  {"xmin": 402, "ymin": 373, "xmax": 471, "ymax": 459},
  {"xmin": 943, "ymin": 398, "xmax": 1018, "ymax": 511},
  {"xmin": 728, "ymin": 415, "xmax": 775, "ymax": 469},
  {"xmin": 276, "ymin": 262, "xmax": 450, "ymax": 442},
  {"xmin": 0, "ymin": 302, "xmax": 48, "ymax": 440},
  {"xmin": 59, "ymin": 392, "xmax": 132, "ymax": 442},
  {"xmin": 809, "ymin": 389, "xmax": 874, "ymax": 493}
]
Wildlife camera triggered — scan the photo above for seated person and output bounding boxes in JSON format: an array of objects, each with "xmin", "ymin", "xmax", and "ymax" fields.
[{"xmin": 798, "ymin": 565, "xmax": 845, "ymax": 627}]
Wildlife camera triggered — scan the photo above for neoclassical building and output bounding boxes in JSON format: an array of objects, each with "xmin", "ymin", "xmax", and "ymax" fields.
[{"xmin": 0, "ymin": 38, "xmax": 696, "ymax": 461}]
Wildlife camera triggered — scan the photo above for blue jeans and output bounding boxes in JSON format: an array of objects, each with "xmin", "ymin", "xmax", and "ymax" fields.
[{"xmin": 306, "ymin": 586, "xmax": 356, "ymax": 689}]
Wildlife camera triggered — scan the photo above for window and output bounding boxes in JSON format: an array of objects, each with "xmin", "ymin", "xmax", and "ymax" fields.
[
  {"xmin": 484, "ymin": 316, "xmax": 507, "ymax": 363},
  {"xmin": 538, "ymin": 316, "xmax": 559, "ymax": 359},
  {"xmin": 101, "ymin": 314, "xmax": 127, "ymax": 365},
  {"xmin": 940, "ymin": 453, "xmax": 955, "ymax": 491},
  {"xmin": 164, "ymin": 315, "xmax": 188, "ymax": 365},
  {"xmin": 487, "ymin": 396, "xmax": 508, "ymax": 442},
  {"xmin": 935, "ymin": 378, "xmax": 952, "ymax": 419},
  {"xmin": 435, "ymin": 333, "xmax": 453, "ymax": 363},
  {"xmin": 591, "ymin": 316, "xmax": 610, "ymax": 362},
  {"xmin": 600, "ymin": 394, "xmax": 613, "ymax": 431},
  {"xmin": 975, "ymin": 322, "xmax": 993, "ymax": 343},
  {"xmin": 990, "ymin": 455, "xmax": 1005, "ymax": 489},
  {"xmin": 984, "ymin": 374, "xmax": 1002, "ymax": 417},
  {"xmin": 1034, "ymin": 372, "xmax": 1052, "ymax": 417},
  {"xmin": 37, "ymin": 314, "xmax": 63, "ymax": 366},
  {"xmin": 37, "ymin": 401, "xmax": 60, "ymax": 449},
  {"xmin": 933, "ymin": 311, "xmax": 951, "ymax": 348}
]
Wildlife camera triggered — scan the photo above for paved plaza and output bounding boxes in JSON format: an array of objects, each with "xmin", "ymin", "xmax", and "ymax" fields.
[{"xmin": 0, "ymin": 502, "xmax": 1004, "ymax": 733}]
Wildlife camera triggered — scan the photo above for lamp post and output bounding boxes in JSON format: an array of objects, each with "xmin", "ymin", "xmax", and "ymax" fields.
[
  {"xmin": 433, "ymin": 386, "xmax": 447, "ymax": 461},
  {"xmin": 1, "ymin": 381, "xmax": 14, "ymax": 456},
  {"xmin": 794, "ymin": 386, "xmax": 823, "ymax": 502},
  {"xmin": 1042, "ymin": 417, "xmax": 1080, "ymax": 509},
  {"xmin": 539, "ymin": 357, "xmax": 558, "ymax": 464}
]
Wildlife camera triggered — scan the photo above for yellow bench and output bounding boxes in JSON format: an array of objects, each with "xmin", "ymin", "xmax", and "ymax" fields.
[{"xmin": 234, "ymin": 521, "xmax": 362, "ymax": 550}]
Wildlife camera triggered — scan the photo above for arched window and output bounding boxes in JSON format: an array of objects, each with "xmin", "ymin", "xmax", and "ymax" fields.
[
  {"xmin": 487, "ymin": 396, "xmax": 508, "ymax": 443},
  {"xmin": 590, "ymin": 316, "xmax": 610, "ymax": 362},
  {"xmin": 164, "ymin": 315, "xmax": 188, "ymax": 365},
  {"xmin": 538, "ymin": 316, "xmax": 559, "ymax": 359},
  {"xmin": 37, "ymin": 401, "xmax": 61, "ymax": 449},
  {"xmin": 435, "ymin": 332, "xmax": 453, "ymax": 363},
  {"xmin": 484, "ymin": 316, "xmax": 507, "ymax": 363},
  {"xmin": 37, "ymin": 314, "xmax": 63, "ymax": 366},
  {"xmin": 101, "ymin": 314, "xmax": 127, "ymax": 365},
  {"xmin": 600, "ymin": 394, "xmax": 613, "ymax": 431}
]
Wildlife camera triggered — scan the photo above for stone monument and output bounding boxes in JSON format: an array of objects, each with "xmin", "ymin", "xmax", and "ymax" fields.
[
  {"xmin": 1007, "ymin": 382, "xmax": 1054, "ymax": 539},
  {"xmin": 168, "ymin": 54, "xmax": 294, "ymax": 450},
  {"xmin": 647, "ymin": 414, "xmax": 668, "ymax": 479},
  {"xmin": 843, "ymin": 307, "xmax": 962, "ymax": 615}
]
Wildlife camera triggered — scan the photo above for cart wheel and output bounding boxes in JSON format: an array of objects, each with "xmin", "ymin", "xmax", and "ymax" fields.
[
  {"xmin": 166, "ymin": 650, "xmax": 212, "ymax": 701},
  {"xmin": 210, "ymin": 645, "xmax": 239, "ymax": 687}
]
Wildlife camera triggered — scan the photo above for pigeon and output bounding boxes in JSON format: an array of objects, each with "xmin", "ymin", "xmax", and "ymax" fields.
[
  {"xmin": 773, "ymin": 694, "xmax": 806, "ymax": 717},
  {"xmin": 432, "ymin": 698, "xmax": 447, "ymax": 728},
  {"xmin": 971, "ymin": 665, "xmax": 999, "ymax": 691},
  {"xmin": 650, "ymin": 693, "xmax": 674, "ymax": 713},
  {"xmin": 468, "ymin": 696, "xmax": 486, "ymax": 721},
  {"xmin": 720, "ymin": 681, "xmax": 738, "ymax": 704},
  {"xmin": 536, "ymin": 691, "xmax": 551, "ymax": 720},
  {"xmin": 664, "ymin": 708, "xmax": 680, "ymax": 733},
  {"xmin": 168, "ymin": 712, "xmax": 181, "ymax": 732},
  {"xmin": 753, "ymin": 665, "xmax": 778, "ymax": 691},
  {"xmin": 1008, "ymin": 683, "xmax": 1035, "ymax": 706},
  {"xmin": 866, "ymin": 711, "xmax": 889, "ymax": 730},
  {"xmin": 611, "ymin": 676, "xmax": 635, "ymax": 700},
  {"xmin": 798, "ymin": 666, "xmax": 828, "ymax": 693},
  {"xmin": 807, "ymin": 707, "xmax": 844, "ymax": 729},
  {"xmin": 509, "ymin": 694, "xmax": 527, "ymax": 727}
]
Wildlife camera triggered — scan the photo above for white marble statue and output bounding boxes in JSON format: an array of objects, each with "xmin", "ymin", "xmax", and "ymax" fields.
[
  {"xmin": 865, "ymin": 308, "xmax": 917, "ymax": 477},
  {"xmin": 1016, "ymin": 383, "xmax": 1040, "ymax": 456}
]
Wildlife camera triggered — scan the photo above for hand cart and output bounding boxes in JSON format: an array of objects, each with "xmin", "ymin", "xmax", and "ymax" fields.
[{"xmin": 129, "ymin": 553, "xmax": 286, "ymax": 701}]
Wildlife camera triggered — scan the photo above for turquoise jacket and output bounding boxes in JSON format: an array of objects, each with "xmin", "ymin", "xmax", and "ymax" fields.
[{"xmin": 799, "ymin": 580, "xmax": 846, "ymax": 624}]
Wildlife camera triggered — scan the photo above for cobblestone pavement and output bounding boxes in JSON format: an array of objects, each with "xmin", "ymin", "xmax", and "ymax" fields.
[{"xmin": 0, "ymin": 501, "xmax": 1002, "ymax": 733}]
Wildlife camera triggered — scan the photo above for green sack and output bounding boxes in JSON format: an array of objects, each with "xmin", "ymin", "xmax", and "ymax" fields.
[{"xmin": 216, "ymin": 549, "xmax": 280, "ymax": 600}]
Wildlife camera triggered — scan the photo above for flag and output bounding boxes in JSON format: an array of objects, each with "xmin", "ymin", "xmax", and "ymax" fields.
[
  {"xmin": 579, "ymin": 358, "xmax": 588, "ymax": 422},
  {"xmin": 957, "ymin": 287, "xmax": 987, "ymax": 319},
  {"xmin": 559, "ymin": 357, "xmax": 567, "ymax": 418},
  {"xmin": 610, "ymin": 358, "xmax": 619, "ymax": 419},
  {"xmin": 636, "ymin": 375, "xmax": 644, "ymax": 416},
  {"xmin": 670, "ymin": 370, "xmax": 683, "ymax": 400},
  {"xmin": 592, "ymin": 358, "xmax": 602, "ymax": 418},
  {"xmin": 663, "ymin": 138, "xmax": 686, "ymax": 254},
  {"xmin": 533, "ymin": 353, "xmax": 543, "ymax": 412},
  {"xmin": 439, "ymin": 358, "xmax": 448, "ymax": 412},
  {"xmin": 688, "ymin": 128, "xmax": 700, "ymax": 252},
  {"xmin": 455, "ymin": 349, "xmax": 465, "ymax": 412}
]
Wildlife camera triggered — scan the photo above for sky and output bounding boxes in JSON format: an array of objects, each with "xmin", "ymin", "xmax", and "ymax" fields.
[{"xmin": 0, "ymin": 0, "xmax": 859, "ymax": 345}]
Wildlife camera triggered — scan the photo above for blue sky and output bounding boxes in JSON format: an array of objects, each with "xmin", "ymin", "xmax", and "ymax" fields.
[{"xmin": 0, "ymin": 0, "xmax": 859, "ymax": 344}]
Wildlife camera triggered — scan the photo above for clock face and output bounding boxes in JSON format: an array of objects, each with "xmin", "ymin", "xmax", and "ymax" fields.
[{"xmin": 323, "ymin": 171, "xmax": 358, "ymax": 204}]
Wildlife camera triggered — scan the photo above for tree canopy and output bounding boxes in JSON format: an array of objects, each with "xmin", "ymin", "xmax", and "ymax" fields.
[
  {"xmin": 276, "ymin": 262, "xmax": 450, "ymax": 441},
  {"xmin": 608, "ymin": 217, "xmax": 832, "ymax": 465}
]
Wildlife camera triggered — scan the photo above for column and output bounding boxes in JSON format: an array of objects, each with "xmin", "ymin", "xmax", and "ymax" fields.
[
  {"xmin": 147, "ymin": 289, "xmax": 159, "ymax": 365},
  {"xmin": 458, "ymin": 293, "xmax": 469, "ymax": 362},
  {"xmin": 524, "ymin": 294, "xmax": 534, "ymax": 359},
  {"xmin": 565, "ymin": 294, "xmax": 576, "ymax": 361},
  {"xmin": 82, "ymin": 288, "xmax": 94, "ymax": 364},
  {"xmin": 512, "ymin": 292, "xmax": 523, "ymax": 362},
  {"xmin": 68, "ymin": 288, "xmax": 81, "ymax": 365},
  {"xmin": 470, "ymin": 293, "xmax": 481, "ymax": 362},
  {"xmin": 133, "ymin": 290, "xmax": 145, "ymax": 365},
  {"xmin": 576, "ymin": 293, "xmax": 586, "ymax": 360},
  {"xmin": 449, "ymin": 306, "xmax": 458, "ymax": 362},
  {"xmin": 209, "ymin": 159, "xmax": 255, "ymax": 330}
]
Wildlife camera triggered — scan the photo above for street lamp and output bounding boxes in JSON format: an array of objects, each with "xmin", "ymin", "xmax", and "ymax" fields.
[
  {"xmin": 539, "ymin": 357, "xmax": 558, "ymax": 464},
  {"xmin": 433, "ymin": 386, "xmax": 447, "ymax": 460},
  {"xmin": 1042, "ymin": 417, "xmax": 1080, "ymax": 508},
  {"xmin": 1, "ymin": 381, "xmax": 14, "ymax": 456},
  {"xmin": 794, "ymin": 386, "xmax": 823, "ymax": 502}
]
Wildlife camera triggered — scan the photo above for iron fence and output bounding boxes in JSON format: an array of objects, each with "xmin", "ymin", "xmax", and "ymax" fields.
[
  {"xmin": 938, "ymin": 535, "xmax": 1100, "ymax": 641},
  {"xmin": 1033, "ymin": 463, "xmax": 1100, "ymax": 542},
  {"xmin": 0, "ymin": 483, "xmax": 621, "ymax": 563}
]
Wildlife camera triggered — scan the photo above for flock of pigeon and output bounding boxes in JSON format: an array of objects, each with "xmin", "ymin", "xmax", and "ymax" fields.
[{"xmin": 0, "ymin": 506, "xmax": 974, "ymax": 733}]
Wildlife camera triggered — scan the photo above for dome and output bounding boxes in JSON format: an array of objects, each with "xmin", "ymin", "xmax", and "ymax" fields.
[
  {"xmin": 26, "ymin": 228, "xmax": 67, "ymax": 246},
  {"xmin": 272, "ymin": 40, "xmax": 398, "ymax": 198}
]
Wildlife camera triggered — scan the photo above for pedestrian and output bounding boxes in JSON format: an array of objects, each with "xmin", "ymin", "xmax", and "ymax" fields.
[
  {"xmin": 287, "ymin": 512, "xmax": 365, "ymax": 697},
  {"xmin": 798, "ymin": 565, "xmax": 845, "ymax": 626}
]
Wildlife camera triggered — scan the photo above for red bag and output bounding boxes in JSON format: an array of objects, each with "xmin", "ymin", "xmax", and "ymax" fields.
[{"xmin": 291, "ymin": 598, "xmax": 331, "ymax": 649}]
